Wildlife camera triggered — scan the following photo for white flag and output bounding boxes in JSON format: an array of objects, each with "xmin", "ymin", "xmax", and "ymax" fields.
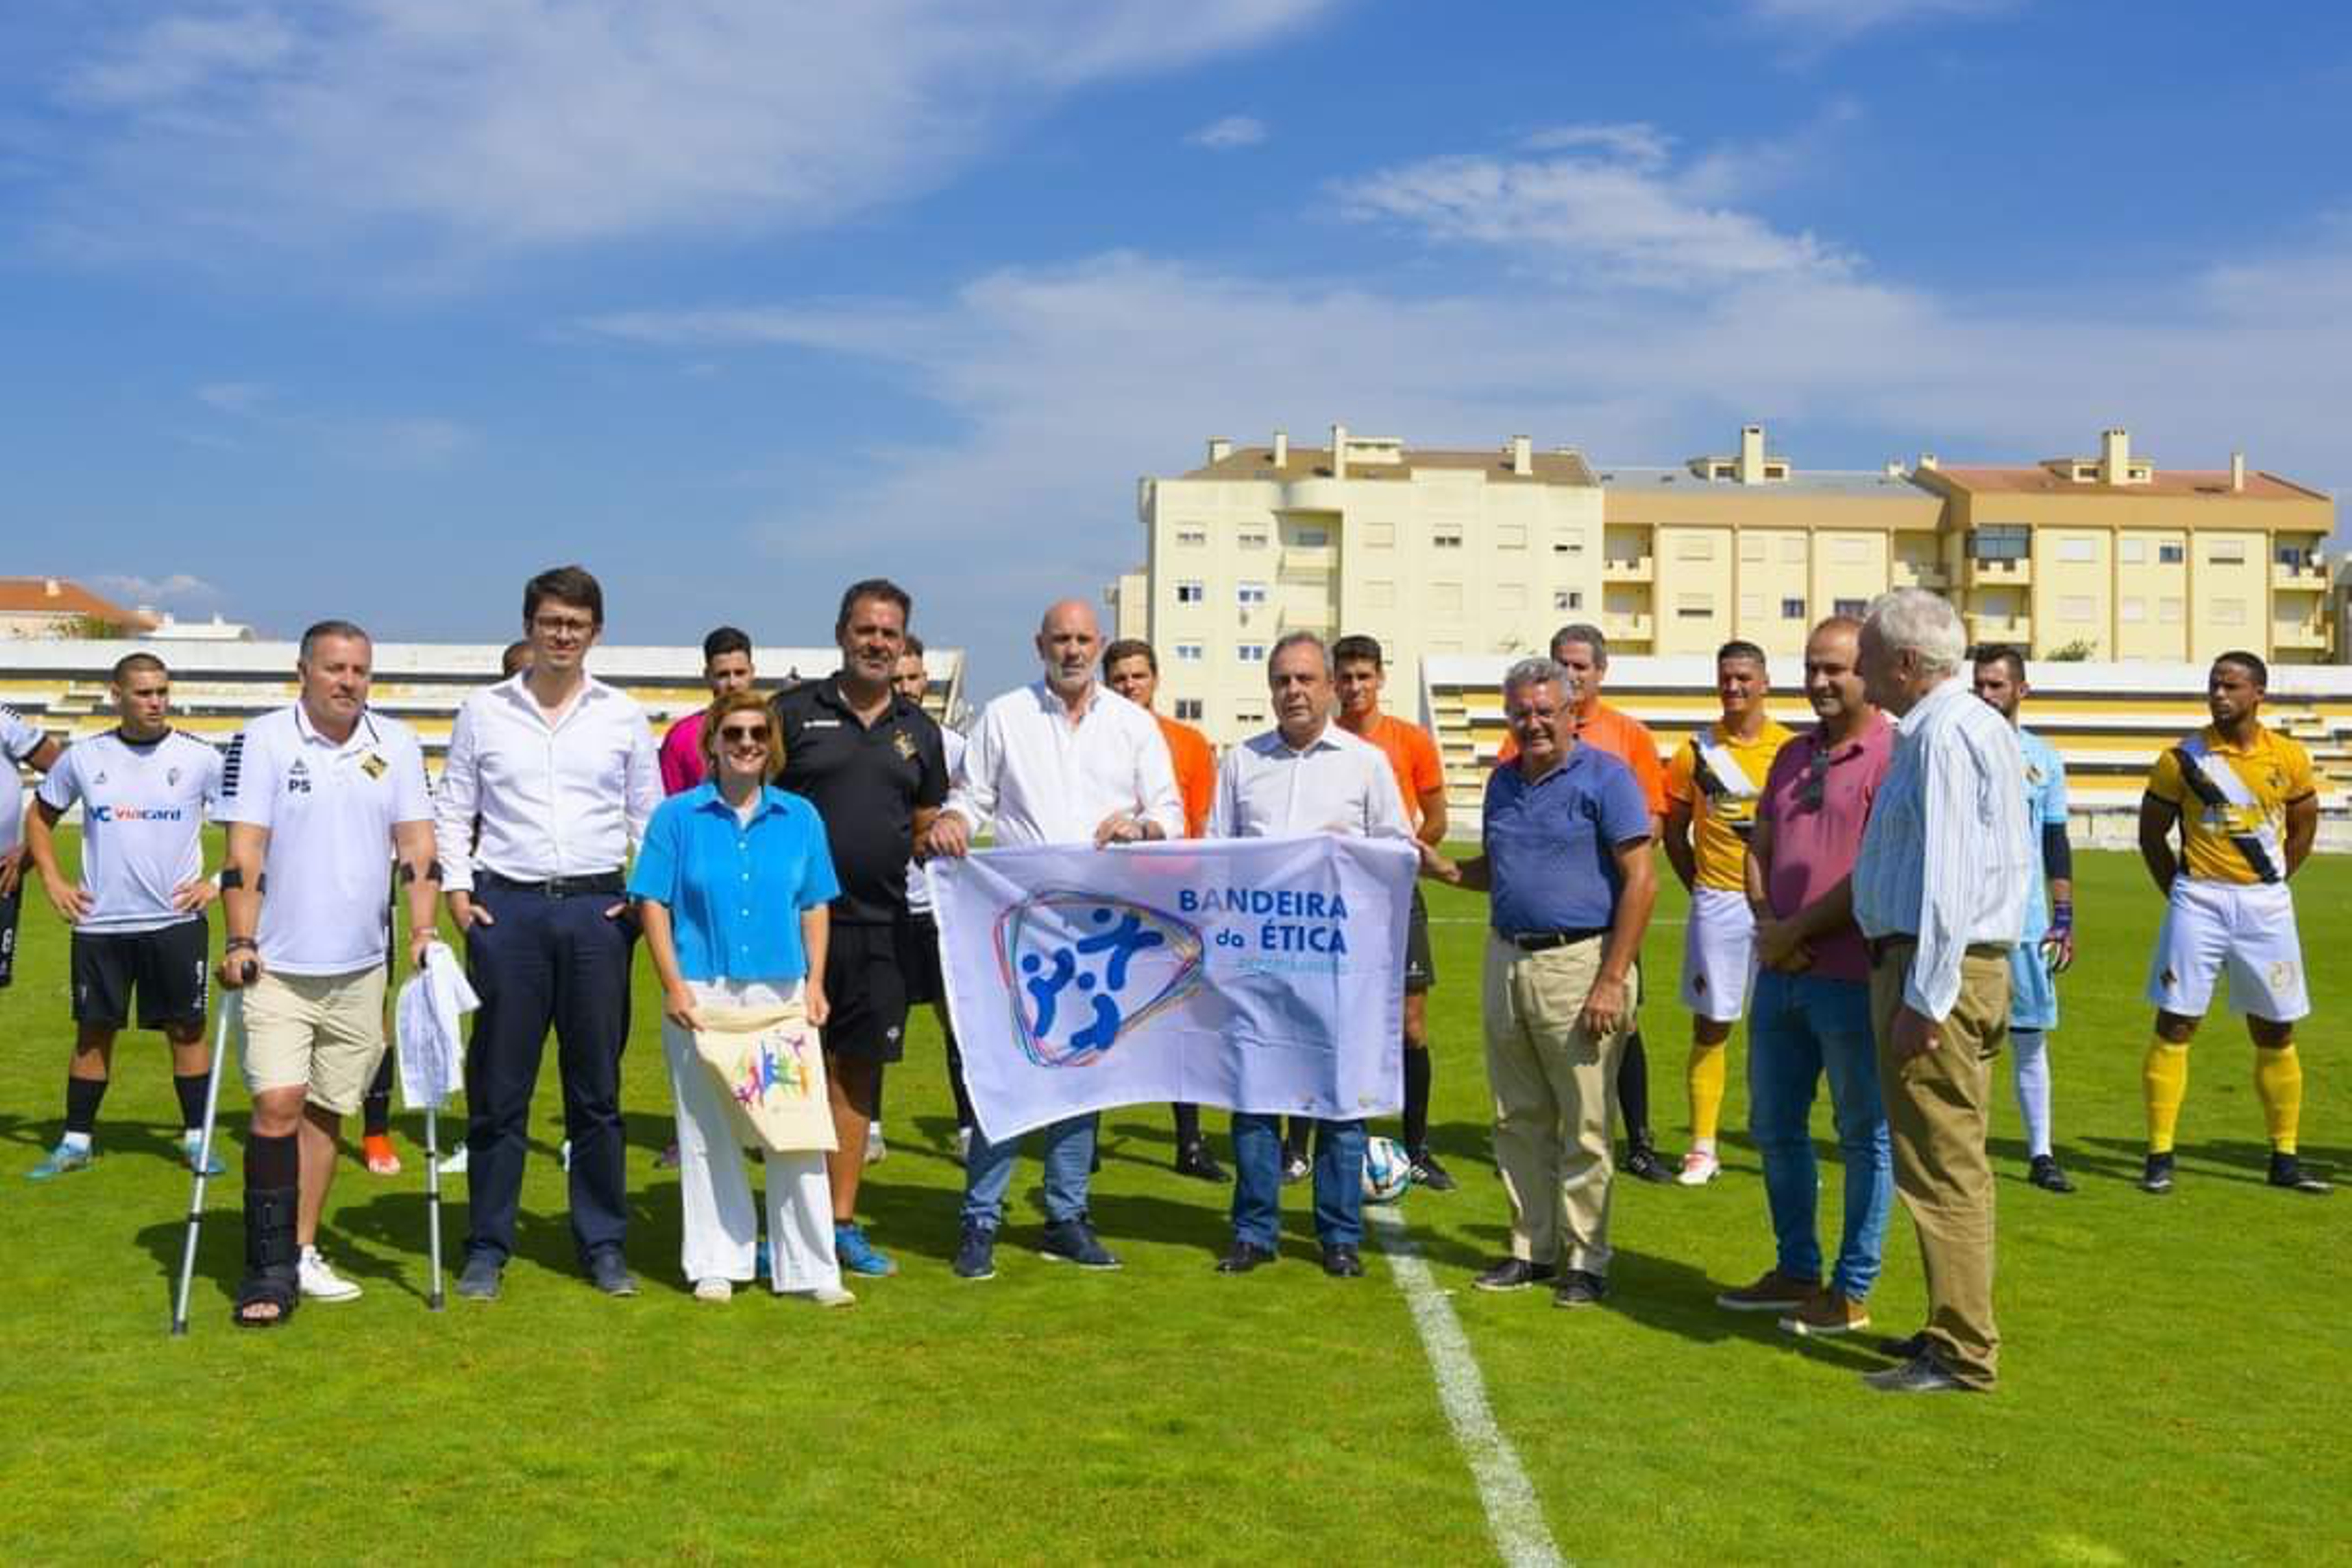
[{"xmin": 928, "ymin": 834, "xmax": 1414, "ymax": 1142}]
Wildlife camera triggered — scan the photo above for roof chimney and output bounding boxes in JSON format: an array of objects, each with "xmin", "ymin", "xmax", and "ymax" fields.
[
  {"xmin": 44, "ymin": 577, "xmax": 61, "ymax": 598},
  {"xmin": 1509, "ymin": 434, "xmax": 1533, "ymax": 477},
  {"xmin": 1738, "ymin": 424, "xmax": 1766, "ymax": 484},
  {"xmin": 1917, "ymin": 452, "xmax": 1939, "ymax": 471},
  {"xmin": 2231, "ymin": 451, "xmax": 2246, "ymax": 493},
  {"xmin": 2099, "ymin": 427, "xmax": 2130, "ymax": 484},
  {"xmin": 1884, "ymin": 459, "xmax": 1905, "ymax": 478},
  {"xmin": 1207, "ymin": 437, "xmax": 1232, "ymax": 465},
  {"xmin": 1272, "ymin": 429, "xmax": 1289, "ymax": 466},
  {"xmin": 1330, "ymin": 423, "xmax": 1348, "ymax": 480}
]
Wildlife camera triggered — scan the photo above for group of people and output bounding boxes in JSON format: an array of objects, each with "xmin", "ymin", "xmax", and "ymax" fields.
[{"xmin": 1, "ymin": 571, "xmax": 2328, "ymax": 1380}]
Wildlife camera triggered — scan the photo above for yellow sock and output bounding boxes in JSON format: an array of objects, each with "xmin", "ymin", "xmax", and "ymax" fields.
[
  {"xmin": 2144, "ymin": 1041, "xmax": 2190, "ymax": 1155},
  {"xmin": 2254, "ymin": 1043, "xmax": 2302, "ymax": 1154},
  {"xmin": 1688, "ymin": 1041, "xmax": 1728, "ymax": 1146}
]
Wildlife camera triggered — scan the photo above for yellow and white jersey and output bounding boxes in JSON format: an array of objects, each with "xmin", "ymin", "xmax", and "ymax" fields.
[
  {"xmin": 1664, "ymin": 720, "xmax": 1795, "ymax": 892},
  {"xmin": 2144, "ymin": 722, "xmax": 2315, "ymax": 886}
]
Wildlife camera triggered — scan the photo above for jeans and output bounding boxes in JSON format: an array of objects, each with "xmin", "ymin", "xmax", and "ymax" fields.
[
  {"xmin": 1230, "ymin": 1113, "xmax": 1363, "ymax": 1250},
  {"xmin": 960, "ymin": 1112, "xmax": 1097, "ymax": 1231},
  {"xmin": 1746, "ymin": 969, "xmax": 1892, "ymax": 1299}
]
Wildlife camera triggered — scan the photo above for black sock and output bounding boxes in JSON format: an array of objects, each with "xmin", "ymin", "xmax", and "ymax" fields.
[
  {"xmin": 944, "ymin": 1025, "xmax": 974, "ymax": 1130},
  {"xmin": 1403, "ymin": 1049, "xmax": 1431, "ymax": 1154},
  {"xmin": 173, "ymin": 1072, "xmax": 210, "ymax": 1132},
  {"xmin": 1618, "ymin": 1030, "xmax": 1653, "ymax": 1147},
  {"xmin": 65, "ymin": 1075, "xmax": 108, "ymax": 1137},
  {"xmin": 361, "ymin": 1050, "xmax": 394, "ymax": 1137},
  {"xmin": 1172, "ymin": 1101, "xmax": 1201, "ymax": 1148},
  {"xmin": 246, "ymin": 1129, "xmax": 299, "ymax": 1191}
]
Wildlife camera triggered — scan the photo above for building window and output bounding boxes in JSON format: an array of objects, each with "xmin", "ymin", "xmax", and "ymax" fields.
[
  {"xmin": 1496, "ymin": 522, "xmax": 1526, "ymax": 549},
  {"xmin": 1295, "ymin": 527, "xmax": 1330, "ymax": 548},
  {"xmin": 1173, "ymin": 698, "xmax": 1203, "ymax": 721},
  {"xmin": 1782, "ymin": 597, "xmax": 1806, "ymax": 620},
  {"xmin": 2119, "ymin": 537, "xmax": 2146, "ymax": 565},
  {"xmin": 1739, "ymin": 594, "xmax": 1763, "ymax": 618},
  {"xmin": 1676, "ymin": 534, "xmax": 1716, "ymax": 560},
  {"xmin": 1832, "ymin": 536, "xmax": 1871, "ymax": 564},
  {"xmin": 2121, "ymin": 597, "xmax": 2146, "ymax": 623},
  {"xmin": 1237, "ymin": 642, "xmax": 1267, "ymax": 662},
  {"xmin": 1175, "ymin": 581, "xmax": 1204, "ymax": 605},
  {"xmin": 1236, "ymin": 582, "xmax": 1268, "ymax": 606},
  {"xmin": 1552, "ymin": 531, "xmax": 1584, "ymax": 555},
  {"xmin": 1365, "ymin": 580, "xmax": 1396, "ymax": 608},
  {"xmin": 1969, "ymin": 525, "xmax": 2029, "ymax": 562},
  {"xmin": 1834, "ymin": 598, "xmax": 1867, "ymax": 618},
  {"xmin": 1365, "ymin": 522, "xmax": 1396, "ymax": 548},
  {"xmin": 2208, "ymin": 540, "xmax": 2247, "ymax": 565},
  {"xmin": 1237, "ymin": 529, "xmax": 1269, "ymax": 550},
  {"xmin": 1495, "ymin": 583, "xmax": 1525, "ymax": 610},
  {"xmin": 2277, "ymin": 544, "xmax": 2312, "ymax": 568},
  {"xmin": 2159, "ymin": 597, "xmax": 2185, "ymax": 623},
  {"xmin": 2158, "ymin": 542, "xmax": 2185, "ymax": 564},
  {"xmin": 1234, "ymin": 707, "xmax": 1265, "ymax": 726},
  {"xmin": 1430, "ymin": 582, "xmax": 1465, "ymax": 615},
  {"xmin": 1175, "ymin": 527, "xmax": 1207, "ymax": 547},
  {"xmin": 1781, "ymin": 536, "xmax": 1806, "ymax": 563},
  {"xmin": 1553, "ymin": 590, "xmax": 1583, "ymax": 611},
  {"xmin": 2058, "ymin": 595, "xmax": 2095, "ymax": 622},
  {"xmin": 1175, "ymin": 642, "xmax": 1204, "ymax": 662},
  {"xmin": 2212, "ymin": 598, "xmax": 2246, "ymax": 626},
  {"xmin": 1739, "ymin": 536, "xmax": 1766, "ymax": 562},
  {"xmin": 1676, "ymin": 594, "xmax": 1713, "ymax": 620},
  {"xmin": 2057, "ymin": 536, "xmax": 2097, "ymax": 563},
  {"xmin": 1432, "ymin": 525, "xmax": 1464, "ymax": 549}
]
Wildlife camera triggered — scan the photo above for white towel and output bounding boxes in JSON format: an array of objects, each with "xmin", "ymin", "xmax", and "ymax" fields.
[{"xmin": 395, "ymin": 941, "xmax": 478, "ymax": 1110}]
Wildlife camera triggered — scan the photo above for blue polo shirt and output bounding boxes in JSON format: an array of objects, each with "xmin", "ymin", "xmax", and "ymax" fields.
[
  {"xmin": 1483, "ymin": 744, "xmax": 1652, "ymax": 935},
  {"xmin": 628, "ymin": 784, "xmax": 841, "ymax": 984}
]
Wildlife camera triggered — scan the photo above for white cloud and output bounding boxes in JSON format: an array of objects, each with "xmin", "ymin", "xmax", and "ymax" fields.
[
  {"xmin": 185, "ymin": 377, "xmax": 473, "ymax": 469},
  {"xmin": 194, "ymin": 380, "xmax": 270, "ymax": 413},
  {"xmin": 1335, "ymin": 129, "xmax": 1854, "ymax": 287},
  {"xmin": 1186, "ymin": 114, "xmax": 1268, "ymax": 150},
  {"xmin": 37, "ymin": 1, "xmax": 1335, "ymax": 262},
  {"xmin": 1738, "ymin": 0, "xmax": 2019, "ymax": 44},
  {"xmin": 88, "ymin": 571, "xmax": 226, "ymax": 611}
]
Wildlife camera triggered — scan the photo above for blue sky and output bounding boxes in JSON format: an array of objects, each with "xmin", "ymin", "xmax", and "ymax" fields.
[{"xmin": 4, "ymin": 0, "xmax": 2349, "ymax": 693}]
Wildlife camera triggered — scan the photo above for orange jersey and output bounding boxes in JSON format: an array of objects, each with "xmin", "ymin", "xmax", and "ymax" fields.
[
  {"xmin": 1345, "ymin": 711, "xmax": 1444, "ymax": 832},
  {"xmin": 1156, "ymin": 713, "xmax": 1217, "ymax": 839},
  {"xmin": 1497, "ymin": 701, "xmax": 1665, "ymax": 816}
]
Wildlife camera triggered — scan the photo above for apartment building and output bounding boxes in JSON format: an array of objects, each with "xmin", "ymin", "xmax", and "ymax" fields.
[{"xmin": 1114, "ymin": 423, "xmax": 2337, "ymax": 743}]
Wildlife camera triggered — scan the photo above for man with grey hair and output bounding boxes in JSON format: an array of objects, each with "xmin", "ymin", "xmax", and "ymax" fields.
[
  {"xmin": 1210, "ymin": 631, "xmax": 1414, "ymax": 1279},
  {"xmin": 1850, "ymin": 588, "xmax": 2032, "ymax": 1393},
  {"xmin": 1429, "ymin": 655, "xmax": 1657, "ymax": 1307}
]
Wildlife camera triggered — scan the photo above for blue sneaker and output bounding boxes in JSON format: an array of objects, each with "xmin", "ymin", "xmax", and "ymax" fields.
[
  {"xmin": 28, "ymin": 1141, "xmax": 94, "ymax": 1181},
  {"xmin": 832, "ymin": 1222, "xmax": 897, "ymax": 1277},
  {"xmin": 183, "ymin": 1133, "xmax": 225, "ymax": 1177}
]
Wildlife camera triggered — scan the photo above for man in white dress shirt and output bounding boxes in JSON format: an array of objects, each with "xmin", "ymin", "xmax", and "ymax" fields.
[
  {"xmin": 1850, "ymin": 589, "xmax": 2031, "ymax": 1394},
  {"xmin": 1209, "ymin": 633, "xmax": 1413, "ymax": 1280},
  {"xmin": 215, "ymin": 621, "xmax": 439, "ymax": 1325},
  {"xmin": 436, "ymin": 566, "xmax": 662, "ymax": 1301},
  {"xmin": 922, "ymin": 598, "xmax": 1182, "ymax": 1281}
]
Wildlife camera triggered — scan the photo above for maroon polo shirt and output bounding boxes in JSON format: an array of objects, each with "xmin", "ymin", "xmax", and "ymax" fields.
[{"xmin": 1756, "ymin": 712, "xmax": 1895, "ymax": 983}]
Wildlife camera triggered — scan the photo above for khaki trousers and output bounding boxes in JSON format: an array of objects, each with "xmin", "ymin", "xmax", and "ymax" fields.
[
  {"xmin": 1482, "ymin": 934, "xmax": 1634, "ymax": 1276},
  {"xmin": 1869, "ymin": 947, "xmax": 2010, "ymax": 1390}
]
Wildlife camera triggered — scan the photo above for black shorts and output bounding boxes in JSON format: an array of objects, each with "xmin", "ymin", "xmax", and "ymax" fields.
[
  {"xmin": 0, "ymin": 882, "xmax": 21, "ymax": 989},
  {"xmin": 824, "ymin": 922, "xmax": 910, "ymax": 1064},
  {"xmin": 1405, "ymin": 887, "xmax": 1436, "ymax": 995},
  {"xmin": 900, "ymin": 912, "xmax": 947, "ymax": 1009},
  {"xmin": 71, "ymin": 918, "xmax": 210, "ymax": 1030}
]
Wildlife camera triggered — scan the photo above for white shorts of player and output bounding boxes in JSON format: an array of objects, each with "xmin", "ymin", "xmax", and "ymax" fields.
[
  {"xmin": 2145, "ymin": 877, "xmax": 2310, "ymax": 1024},
  {"xmin": 1680, "ymin": 886, "xmax": 1757, "ymax": 1024}
]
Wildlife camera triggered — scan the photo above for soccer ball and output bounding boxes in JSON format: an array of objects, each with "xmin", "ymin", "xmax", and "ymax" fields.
[{"xmin": 1362, "ymin": 1136, "xmax": 1413, "ymax": 1202}]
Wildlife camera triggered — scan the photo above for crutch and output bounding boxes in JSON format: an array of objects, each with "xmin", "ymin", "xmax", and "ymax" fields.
[
  {"xmin": 423, "ymin": 1093, "xmax": 446, "ymax": 1311},
  {"xmin": 171, "ymin": 969, "xmax": 249, "ymax": 1337}
]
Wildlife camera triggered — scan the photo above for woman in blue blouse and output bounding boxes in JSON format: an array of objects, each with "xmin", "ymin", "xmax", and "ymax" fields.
[{"xmin": 630, "ymin": 691, "xmax": 849, "ymax": 1305}]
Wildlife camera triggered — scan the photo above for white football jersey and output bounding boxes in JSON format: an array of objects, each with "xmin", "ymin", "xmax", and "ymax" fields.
[
  {"xmin": 0, "ymin": 705, "xmax": 47, "ymax": 858},
  {"xmin": 35, "ymin": 729, "xmax": 221, "ymax": 933}
]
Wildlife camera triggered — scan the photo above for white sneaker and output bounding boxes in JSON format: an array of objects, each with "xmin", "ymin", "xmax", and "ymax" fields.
[
  {"xmin": 809, "ymin": 1283, "xmax": 857, "ymax": 1308},
  {"xmin": 954, "ymin": 1127, "xmax": 972, "ymax": 1166},
  {"xmin": 298, "ymin": 1246, "xmax": 364, "ymax": 1302},
  {"xmin": 438, "ymin": 1144, "xmax": 469, "ymax": 1175},
  {"xmin": 1676, "ymin": 1149, "xmax": 1721, "ymax": 1186},
  {"xmin": 865, "ymin": 1123, "xmax": 887, "ymax": 1166},
  {"xmin": 693, "ymin": 1278, "xmax": 734, "ymax": 1303}
]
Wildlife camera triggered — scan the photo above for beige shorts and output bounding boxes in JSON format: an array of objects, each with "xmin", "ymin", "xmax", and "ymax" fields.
[{"xmin": 237, "ymin": 966, "xmax": 388, "ymax": 1115}]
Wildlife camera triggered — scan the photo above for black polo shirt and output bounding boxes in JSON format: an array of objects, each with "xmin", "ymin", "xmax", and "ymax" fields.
[{"xmin": 775, "ymin": 675, "xmax": 948, "ymax": 927}]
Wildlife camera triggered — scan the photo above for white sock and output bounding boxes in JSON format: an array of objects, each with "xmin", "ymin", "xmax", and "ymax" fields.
[
  {"xmin": 61, "ymin": 1130, "xmax": 92, "ymax": 1153},
  {"xmin": 1693, "ymin": 1137, "xmax": 1717, "ymax": 1157},
  {"xmin": 2011, "ymin": 1029, "xmax": 2053, "ymax": 1158}
]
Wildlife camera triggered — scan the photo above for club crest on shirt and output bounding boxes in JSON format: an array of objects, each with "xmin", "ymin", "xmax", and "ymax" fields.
[
  {"xmin": 892, "ymin": 731, "xmax": 918, "ymax": 762},
  {"xmin": 166, "ymin": 767, "xmax": 182, "ymax": 787},
  {"xmin": 359, "ymin": 752, "xmax": 388, "ymax": 780}
]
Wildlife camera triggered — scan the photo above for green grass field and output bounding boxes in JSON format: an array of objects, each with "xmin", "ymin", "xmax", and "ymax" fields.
[{"xmin": 1, "ymin": 839, "xmax": 2346, "ymax": 1563}]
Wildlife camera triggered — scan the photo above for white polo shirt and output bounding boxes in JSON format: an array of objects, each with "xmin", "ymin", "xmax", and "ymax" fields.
[
  {"xmin": 35, "ymin": 729, "xmax": 222, "ymax": 934},
  {"xmin": 1, "ymin": 705, "xmax": 46, "ymax": 858},
  {"xmin": 1208, "ymin": 721, "xmax": 1413, "ymax": 843},
  {"xmin": 434, "ymin": 674, "xmax": 661, "ymax": 894},
  {"xmin": 945, "ymin": 681, "xmax": 1181, "ymax": 850},
  {"xmin": 217, "ymin": 705, "xmax": 433, "ymax": 975}
]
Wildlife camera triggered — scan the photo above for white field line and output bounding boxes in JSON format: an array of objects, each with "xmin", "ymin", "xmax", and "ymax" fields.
[
  {"xmin": 1428, "ymin": 916, "xmax": 1685, "ymax": 927},
  {"xmin": 1367, "ymin": 1206, "xmax": 1567, "ymax": 1568}
]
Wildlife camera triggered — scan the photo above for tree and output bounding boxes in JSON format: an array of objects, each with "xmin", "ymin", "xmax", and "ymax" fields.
[
  {"xmin": 55, "ymin": 613, "xmax": 128, "ymax": 640},
  {"xmin": 2045, "ymin": 638, "xmax": 2097, "ymax": 662}
]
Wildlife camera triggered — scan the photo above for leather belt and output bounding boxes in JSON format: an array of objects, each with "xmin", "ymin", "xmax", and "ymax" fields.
[
  {"xmin": 1865, "ymin": 933, "xmax": 2008, "ymax": 967},
  {"xmin": 1503, "ymin": 928, "xmax": 1608, "ymax": 952},
  {"xmin": 478, "ymin": 869, "xmax": 627, "ymax": 898}
]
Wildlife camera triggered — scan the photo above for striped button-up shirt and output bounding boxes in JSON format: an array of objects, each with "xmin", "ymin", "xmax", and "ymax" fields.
[{"xmin": 1854, "ymin": 675, "xmax": 2033, "ymax": 1021}]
